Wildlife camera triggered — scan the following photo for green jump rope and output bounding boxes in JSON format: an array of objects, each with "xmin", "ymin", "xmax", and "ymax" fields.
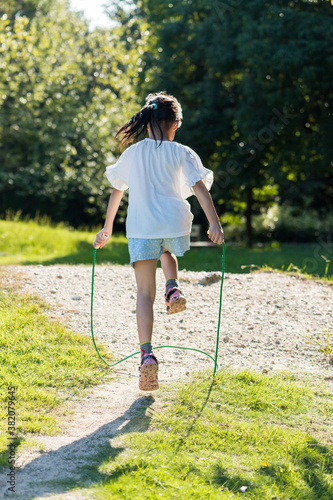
[{"xmin": 91, "ymin": 242, "xmax": 225, "ymax": 376}]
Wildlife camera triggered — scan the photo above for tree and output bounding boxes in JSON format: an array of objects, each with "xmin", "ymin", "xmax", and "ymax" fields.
[
  {"xmin": 0, "ymin": 0, "xmax": 139, "ymax": 226},
  {"xmin": 121, "ymin": 0, "xmax": 333, "ymax": 245},
  {"xmin": 0, "ymin": 0, "xmax": 52, "ymax": 21}
]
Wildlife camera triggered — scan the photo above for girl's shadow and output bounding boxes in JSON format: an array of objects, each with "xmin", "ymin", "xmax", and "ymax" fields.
[{"xmin": 2, "ymin": 396, "xmax": 154, "ymax": 499}]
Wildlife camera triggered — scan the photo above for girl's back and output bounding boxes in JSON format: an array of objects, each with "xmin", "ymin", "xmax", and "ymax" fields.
[{"xmin": 106, "ymin": 137, "xmax": 213, "ymax": 239}]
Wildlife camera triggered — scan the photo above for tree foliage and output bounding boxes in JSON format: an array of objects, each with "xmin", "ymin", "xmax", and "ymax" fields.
[
  {"xmin": 0, "ymin": 0, "xmax": 139, "ymax": 226},
  {"xmin": 1, "ymin": 0, "xmax": 332, "ymax": 242},
  {"xmin": 126, "ymin": 0, "xmax": 333, "ymax": 244}
]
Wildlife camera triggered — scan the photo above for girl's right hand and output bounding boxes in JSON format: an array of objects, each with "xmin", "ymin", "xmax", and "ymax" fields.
[
  {"xmin": 93, "ymin": 228, "xmax": 111, "ymax": 249},
  {"xmin": 208, "ymin": 224, "xmax": 224, "ymax": 245}
]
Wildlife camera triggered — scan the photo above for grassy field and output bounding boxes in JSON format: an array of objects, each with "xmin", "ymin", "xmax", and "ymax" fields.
[
  {"xmin": 0, "ymin": 277, "xmax": 113, "ymax": 468},
  {"xmin": 0, "ymin": 219, "xmax": 332, "ymax": 279},
  {"xmin": 45, "ymin": 371, "xmax": 333, "ymax": 499}
]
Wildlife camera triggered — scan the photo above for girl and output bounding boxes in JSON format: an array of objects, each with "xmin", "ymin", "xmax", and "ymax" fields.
[{"xmin": 93, "ymin": 91, "xmax": 224, "ymax": 391}]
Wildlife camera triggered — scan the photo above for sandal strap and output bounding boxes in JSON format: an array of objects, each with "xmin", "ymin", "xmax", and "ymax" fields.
[
  {"xmin": 140, "ymin": 353, "xmax": 159, "ymax": 366},
  {"xmin": 165, "ymin": 287, "xmax": 182, "ymax": 300}
]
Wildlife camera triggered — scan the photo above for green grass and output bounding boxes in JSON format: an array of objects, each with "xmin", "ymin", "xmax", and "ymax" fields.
[
  {"xmin": 49, "ymin": 370, "xmax": 333, "ymax": 499},
  {"xmin": 0, "ymin": 220, "xmax": 332, "ymax": 279},
  {"xmin": 182, "ymin": 243, "xmax": 332, "ymax": 279},
  {"xmin": 0, "ymin": 284, "xmax": 113, "ymax": 467},
  {"xmin": 0, "ymin": 219, "xmax": 129, "ymax": 266}
]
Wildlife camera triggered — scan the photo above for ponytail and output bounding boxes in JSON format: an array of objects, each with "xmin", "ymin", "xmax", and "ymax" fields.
[
  {"xmin": 115, "ymin": 103, "xmax": 159, "ymax": 149},
  {"xmin": 115, "ymin": 91, "xmax": 183, "ymax": 149}
]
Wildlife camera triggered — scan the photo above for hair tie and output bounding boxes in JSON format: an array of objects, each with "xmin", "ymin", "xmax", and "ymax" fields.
[{"xmin": 149, "ymin": 103, "xmax": 158, "ymax": 110}]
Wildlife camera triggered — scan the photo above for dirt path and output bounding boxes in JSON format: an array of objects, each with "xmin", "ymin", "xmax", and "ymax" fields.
[
  {"xmin": 1, "ymin": 264, "xmax": 332, "ymax": 498},
  {"xmin": 2, "ymin": 380, "xmax": 154, "ymax": 499}
]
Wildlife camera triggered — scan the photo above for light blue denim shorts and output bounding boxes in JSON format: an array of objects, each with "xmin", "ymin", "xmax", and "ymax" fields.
[{"xmin": 128, "ymin": 235, "xmax": 190, "ymax": 267}]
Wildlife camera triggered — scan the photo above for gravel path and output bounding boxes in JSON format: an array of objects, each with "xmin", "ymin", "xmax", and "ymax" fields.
[
  {"xmin": 5, "ymin": 263, "xmax": 333, "ymax": 377},
  {"xmin": 1, "ymin": 263, "xmax": 332, "ymax": 499}
]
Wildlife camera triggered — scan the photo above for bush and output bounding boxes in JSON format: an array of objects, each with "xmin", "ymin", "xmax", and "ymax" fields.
[{"xmin": 221, "ymin": 204, "xmax": 333, "ymax": 243}]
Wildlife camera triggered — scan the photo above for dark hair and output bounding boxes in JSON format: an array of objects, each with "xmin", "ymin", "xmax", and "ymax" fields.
[{"xmin": 115, "ymin": 91, "xmax": 183, "ymax": 149}]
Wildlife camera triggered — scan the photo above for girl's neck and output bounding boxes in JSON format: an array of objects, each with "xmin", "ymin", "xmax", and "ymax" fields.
[
  {"xmin": 148, "ymin": 125, "xmax": 176, "ymax": 142},
  {"xmin": 148, "ymin": 133, "xmax": 173, "ymax": 142}
]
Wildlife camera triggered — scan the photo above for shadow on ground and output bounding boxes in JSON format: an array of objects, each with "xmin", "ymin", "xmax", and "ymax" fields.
[{"xmin": 2, "ymin": 396, "xmax": 154, "ymax": 499}]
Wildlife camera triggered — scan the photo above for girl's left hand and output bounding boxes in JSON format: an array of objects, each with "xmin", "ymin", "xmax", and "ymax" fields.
[{"xmin": 93, "ymin": 229, "xmax": 111, "ymax": 249}]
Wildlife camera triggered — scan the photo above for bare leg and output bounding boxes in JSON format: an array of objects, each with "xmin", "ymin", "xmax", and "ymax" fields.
[
  {"xmin": 160, "ymin": 249, "xmax": 186, "ymax": 314},
  {"xmin": 134, "ymin": 259, "xmax": 157, "ymax": 344},
  {"xmin": 160, "ymin": 249, "xmax": 178, "ymax": 281}
]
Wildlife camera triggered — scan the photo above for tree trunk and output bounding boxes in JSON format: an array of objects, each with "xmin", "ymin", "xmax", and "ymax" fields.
[{"xmin": 245, "ymin": 186, "xmax": 253, "ymax": 248}]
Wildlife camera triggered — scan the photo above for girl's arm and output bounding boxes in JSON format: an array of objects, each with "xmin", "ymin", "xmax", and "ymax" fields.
[
  {"xmin": 192, "ymin": 180, "xmax": 224, "ymax": 245},
  {"xmin": 93, "ymin": 188, "xmax": 124, "ymax": 248}
]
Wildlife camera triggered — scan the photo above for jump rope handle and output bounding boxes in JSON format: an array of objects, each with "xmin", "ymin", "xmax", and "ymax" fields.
[{"xmin": 94, "ymin": 231, "xmax": 110, "ymax": 249}]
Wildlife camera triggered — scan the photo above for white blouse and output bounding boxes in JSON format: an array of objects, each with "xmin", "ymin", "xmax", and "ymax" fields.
[{"xmin": 105, "ymin": 138, "xmax": 213, "ymax": 239}]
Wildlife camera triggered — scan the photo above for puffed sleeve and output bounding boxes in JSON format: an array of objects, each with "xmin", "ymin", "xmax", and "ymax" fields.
[
  {"xmin": 105, "ymin": 146, "xmax": 133, "ymax": 191},
  {"xmin": 180, "ymin": 146, "xmax": 214, "ymax": 199}
]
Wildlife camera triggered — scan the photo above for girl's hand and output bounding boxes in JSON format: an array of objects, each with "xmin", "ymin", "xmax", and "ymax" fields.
[
  {"xmin": 93, "ymin": 228, "xmax": 112, "ymax": 249},
  {"xmin": 207, "ymin": 224, "xmax": 224, "ymax": 245}
]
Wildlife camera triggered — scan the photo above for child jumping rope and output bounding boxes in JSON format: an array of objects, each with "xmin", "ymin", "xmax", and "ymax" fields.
[{"xmin": 93, "ymin": 91, "xmax": 224, "ymax": 391}]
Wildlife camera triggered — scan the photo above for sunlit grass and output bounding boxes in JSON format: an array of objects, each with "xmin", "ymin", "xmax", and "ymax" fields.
[
  {"xmin": 0, "ymin": 219, "xmax": 129, "ymax": 265},
  {"xmin": 181, "ymin": 242, "xmax": 333, "ymax": 281},
  {"xmin": 59, "ymin": 370, "xmax": 333, "ymax": 499}
]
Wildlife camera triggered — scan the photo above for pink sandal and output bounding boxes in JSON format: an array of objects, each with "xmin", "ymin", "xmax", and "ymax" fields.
[
  {"xmin": 165, "ymin": 287, "xmax": 187, "ymax": 315},
  {"xmin": 139, "ymin": 354, "xmax": 159, "ymax": 391}
]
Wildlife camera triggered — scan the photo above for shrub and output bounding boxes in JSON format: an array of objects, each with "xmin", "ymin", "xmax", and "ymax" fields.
[{"xmin": 221, "ymin": 204, "xmax": 333, "ymax": 243}]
